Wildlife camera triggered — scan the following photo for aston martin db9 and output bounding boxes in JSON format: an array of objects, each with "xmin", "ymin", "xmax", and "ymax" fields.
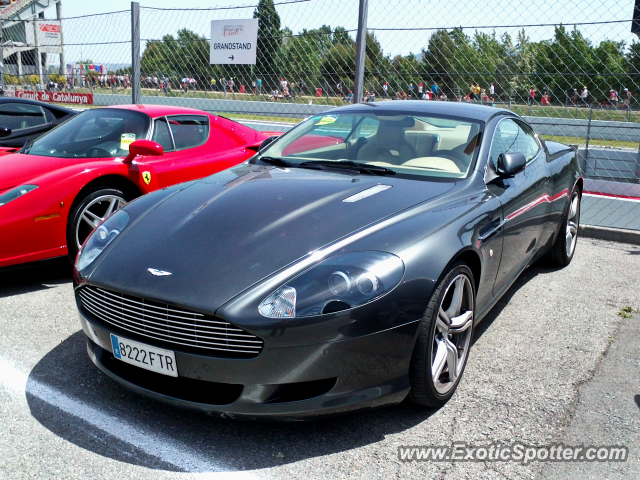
[{"xmin": 73, "ymin": 101, "xmax": 581, "ymax": 419}]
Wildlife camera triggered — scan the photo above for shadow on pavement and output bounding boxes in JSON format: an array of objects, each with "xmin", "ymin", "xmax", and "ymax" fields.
[
  {"xmin": 25, "ymin": 260, "xmax": 558, "ymax": 472},
  {"xmin": 26, "ymin": 331, "xmax": 436, "ymax": 472},
  {"xmin": 0, "ymin": 258, "xmax": 72, "ymax": 299}
]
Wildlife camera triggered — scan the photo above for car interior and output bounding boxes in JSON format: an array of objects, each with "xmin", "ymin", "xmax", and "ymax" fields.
[{"xmin": 278, "ymin": 114, "xmax": 482, "ymax": 178}]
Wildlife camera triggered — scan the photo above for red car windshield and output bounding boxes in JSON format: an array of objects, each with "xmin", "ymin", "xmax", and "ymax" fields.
[{"xmin": 23, "ymin": 108, "xmax": 150, "ymax": 159}]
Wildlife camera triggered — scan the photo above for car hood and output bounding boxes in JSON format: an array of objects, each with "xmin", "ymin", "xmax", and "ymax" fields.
[
  {"xmin": 0, "ymin": 152, "xmax": 87, "ymax": 190},
  {"xmin": 89, "ymin": 164, "xmax": 455, "ymax": 313}
]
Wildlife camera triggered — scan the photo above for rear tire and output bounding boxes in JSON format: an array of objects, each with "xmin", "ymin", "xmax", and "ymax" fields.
[
  {"xmin": 548, "ymin": 189, "xmax": 580, "ymax": 266},
  {"xmin": 67, "ymin": 186, "xmax": 133, "ymax": 261},
  {"xmin": 409, "ymin": 262, "xmax": 475, "ymax": 408}
]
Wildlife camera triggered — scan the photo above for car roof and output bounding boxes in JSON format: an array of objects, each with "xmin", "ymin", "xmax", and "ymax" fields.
[
  {"xmin": 105, "ymin": 104, "xmax": 212, "ymax": 118},
  {"xmin": 0, "ymin": 96, "xmax": 75, "ymax": 114},
  {"xmin": 324, "ymin": 100, "xmax": 510, "ymax": 122}
]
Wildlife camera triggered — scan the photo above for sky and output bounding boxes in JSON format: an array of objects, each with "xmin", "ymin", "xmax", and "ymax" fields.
[{"xmin": 32, "ymin": 0, "xmax": 640, "ymax": 65}]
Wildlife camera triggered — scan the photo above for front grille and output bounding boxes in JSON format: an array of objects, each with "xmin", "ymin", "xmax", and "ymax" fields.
[{"xmin": 78, "ymin": 285, "xmax": 263, "ymax": 358}]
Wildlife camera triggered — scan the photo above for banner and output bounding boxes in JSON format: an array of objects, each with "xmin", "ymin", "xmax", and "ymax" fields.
[
  {"xmin": 14, "ymin": 91, "xmax": 94, "ymax": 105},
  {"xmin": 25, "ymin": 20, "xmax": 62, "ymax": 47}
]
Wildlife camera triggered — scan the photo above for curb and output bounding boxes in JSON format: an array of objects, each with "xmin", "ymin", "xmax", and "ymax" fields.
[{"xmin": 580, "ymin": 224, "xmax": 640, "ymax": 246}]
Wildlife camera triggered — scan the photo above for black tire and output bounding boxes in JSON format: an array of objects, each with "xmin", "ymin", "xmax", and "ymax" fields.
[
  {"xmin": 548, "ymin": 188, "xmax": 580, "ymax": 266},
  {"xmin": 67, "ymin": 186, "xmax": 133, "ymax": 261},
  {"xmin": 409, "ymin": 262, "xmax": 476, "ymax": 407}
]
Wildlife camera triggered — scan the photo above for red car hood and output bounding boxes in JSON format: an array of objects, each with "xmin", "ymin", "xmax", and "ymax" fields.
[{"xmin": 0, "ymin": 153, "xmax": 91, "ymax": 190}]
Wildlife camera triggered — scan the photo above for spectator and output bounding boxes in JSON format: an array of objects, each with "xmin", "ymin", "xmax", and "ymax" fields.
[
  {"xmin": 571, "ymin": 88, "xmax": 578, "ymax": 105},
  {"xmin": 408, "ymin": 83, "xmax": 414, "ymax": 98},
  {"xmin": 252, "ymin": 80, "xmax": 257, "ymax": 95},
  {"xmin": 431, "ymin": 82, "xmax": 439, "ymax": 97},
  {"xmin": 609, "ymin": 89, "xmax": 617, "ymax": 107},
  {"xmin": 146, "ymin": 76, "xmax": 152, "ymax": 88},
  {"xmin": 280, "ymin": 78, "xmax": 287, "ymax": 91},
  {"xmin": 488, "ymin": 82, "xmax": 495, "ymax": 101},
  {"xmin": 382, "ymin": 82, "xmax": 389, "ymax": 98},
  {"xmin": 153, "ymin": 76, "xmax": 158, "ymax": 89},
  {"xmin": 298, "ymin": 79, "xmax": 304, "ymax": 94},
  {"xmin": 228, "ymin": 78, "xmax": 235, "ymax": 94},
  {"xmin": 257, "ymin": 77, "xmax": 262, "ymax": 94},
  {"xmin": 439, "ymin": 91, "xmax": 448, "ymax": 101},
  {"xmin": 528, "ymin": 86, "xmax": 536, "ymax": 106},
  {"xmin": 624, "ymin": 88, "xmax": 632, "ymax": 108},
  {"xmin": 474, "ymin": 84, "xmax": 481, "ymax": 101},
  {"xmin": 336, "ymin": 81, "xmax": 343, "ymax": 97},
  {"xmin": 210, "ymin": 78, "xmax": 217, "ymax": 91},
  {"xmin": 282, "ymin": 84, "xmax": 291, "ymax": 99},
  {"xmin": 480, "ymin": 87, "xmax": 486, "ymax": 102},
  {"xmin": 469, "ymin": 83, "xmax": 477, "ymax": 101},
  {"xmin": 418, "ymin": 83, "xmax": 423, "ymax": 99},
  {"xmin": 344, "ymin": 90, "xmax": 354, "ymax": 103},
  {"xmin": 580, "ymin": 86, "xmax": 589, "ymax": 106}
]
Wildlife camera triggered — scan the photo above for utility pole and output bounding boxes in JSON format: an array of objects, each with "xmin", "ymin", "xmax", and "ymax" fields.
[
  {"xmin": 57, "ymin": 1, "xmax": 65, "ymax": 79},
  {"xmin": 353, "ymin": 0, "xmax": 368, "ymax": 104}
]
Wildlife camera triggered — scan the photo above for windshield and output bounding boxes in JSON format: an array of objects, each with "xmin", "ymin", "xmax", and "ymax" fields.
[
  {"xmin": 259, "ymin": 112, "xmax": 483, "ymax": 178},
  {"xmin": 23, "ymin": 108, "xmax": 150, "ymax": 159}
]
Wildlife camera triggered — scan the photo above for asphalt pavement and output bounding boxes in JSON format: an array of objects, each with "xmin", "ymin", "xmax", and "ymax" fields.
[{"xmin": 0, "ymin": 238, "xmax": 639, "ymax": 480}]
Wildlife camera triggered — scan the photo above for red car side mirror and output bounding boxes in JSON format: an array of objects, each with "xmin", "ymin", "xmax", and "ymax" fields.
[{"xmin": 123, "ymin": 140, "xmax": 163, "ymax": 164}]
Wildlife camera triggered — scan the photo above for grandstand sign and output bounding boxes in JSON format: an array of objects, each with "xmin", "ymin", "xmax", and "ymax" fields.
[{"xmin": 210, "ymin": 18, "xmax": 258, "ymax": 65}]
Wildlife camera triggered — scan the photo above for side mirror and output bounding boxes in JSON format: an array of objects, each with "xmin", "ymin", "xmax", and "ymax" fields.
[
  {"xmin": 123, "ymin": 140, "xmax": 163, "ymax": 164},
  {"xmin": 258, "ymin": 135, "xmax": 278, "ymax": 152},
  {"xmin": 0, "ymin": 126, "xmax": 12, "ymax": 138},
  {"xmin": 496, "ymin": 152, "xmax": 526, "ymax": 177}
]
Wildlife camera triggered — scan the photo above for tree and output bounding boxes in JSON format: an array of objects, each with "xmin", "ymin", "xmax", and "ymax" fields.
[{"xmin": 254, "ymin": 0, "xmax": 282, "ymax": 88}]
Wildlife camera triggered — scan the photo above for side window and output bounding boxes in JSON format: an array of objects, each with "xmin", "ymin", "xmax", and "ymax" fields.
[
  {"xmin": 167, "ymin": 115, "xmax": 209, "ymax": 150},
  {"xmin": 490, "ymin": 118, "xmax": 540, "ymax": 165},
  {"xmin": 152, "ymin": 118, "xmax": 174, "ymax": 152},
  {"xmin": 0, "ymin": 103, "xmax": 48, "ymax": 131}
]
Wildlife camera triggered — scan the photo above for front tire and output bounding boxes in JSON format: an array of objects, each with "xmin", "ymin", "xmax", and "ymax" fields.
[
  {"xmin": 67, "ymin": 187, "xmax": 132, "ymax": 261},
  {"xmin": 549, "ymin": 189, "xmax": 580, "ymax": 266},
  {"xmin": 409, "ymin": 262, "xmax": 475, "ymax": 407}
]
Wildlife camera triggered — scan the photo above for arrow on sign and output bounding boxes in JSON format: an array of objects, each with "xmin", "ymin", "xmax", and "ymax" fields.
[{"xmin": 229, "ymin": 55, "xmax": 234, "ymax": 61}]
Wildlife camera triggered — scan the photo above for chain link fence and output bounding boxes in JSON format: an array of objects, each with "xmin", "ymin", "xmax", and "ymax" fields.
[{"xmin": 1, "ymin": 0, "xmax": 639, "ymax": 231}]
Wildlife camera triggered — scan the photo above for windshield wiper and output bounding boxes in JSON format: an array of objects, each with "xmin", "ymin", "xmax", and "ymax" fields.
[
  {"xmin": 258, "ymin": 156, "xmax": 293, "ymax": 167},
  {"xmin": 21, "ymin": 137, "xmax": 35, "ymax": 154},
  {"xmin": 299, "ymin": 160, "xmax": 395, "ymax": 176},
  {"xmin": 258, "ymin": 156, "xmax": 324, "ymax": 171}
]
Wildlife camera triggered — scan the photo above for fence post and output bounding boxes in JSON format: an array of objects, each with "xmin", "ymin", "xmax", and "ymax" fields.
[
  {"xmin": 0, "ymin": 20, "xmax": 4, "ymax": 93},
  {"xmin": 584, "ymin": 105, "xmax": 592, "ymax": 171},
  {"xmin": 131, "ymin": 1, "xmax": 141, "ymax": 104},
  {"xmin": 353, "ymin": 0, "xmax": 368, "ymax": 104}
]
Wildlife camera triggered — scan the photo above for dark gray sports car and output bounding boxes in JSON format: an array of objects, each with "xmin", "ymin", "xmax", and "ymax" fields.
[{"xmin": 73, "ymin": 101, "xmax": 581, "ymax": 419}]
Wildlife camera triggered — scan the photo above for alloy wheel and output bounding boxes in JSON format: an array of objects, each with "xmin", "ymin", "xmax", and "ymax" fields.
[
  {"xmin": 75, "ymin": 195, "xmax": 127, "ymax": 249},
  {"xmin": 432, "ymin": 274, "xmax": 474, "ymax": 395},
  {"xmin": 565, "ymin": 192, "xmax": 580, "ymax": 258}
]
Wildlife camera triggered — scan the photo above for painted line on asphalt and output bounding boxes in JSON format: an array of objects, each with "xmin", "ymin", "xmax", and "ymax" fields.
[{"xmin": 0, "ymin": 358, "xmax": 259, "ymax": 480}]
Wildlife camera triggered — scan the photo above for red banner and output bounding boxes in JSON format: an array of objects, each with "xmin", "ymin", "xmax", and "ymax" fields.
[{"xmin": 14, "ymin": 91, "xmax": 94, "ymax": 105}]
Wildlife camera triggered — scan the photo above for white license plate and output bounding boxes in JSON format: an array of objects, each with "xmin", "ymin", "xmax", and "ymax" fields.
[{"xmin": 110, "ymin": 333, "xmax": 178, "ymax": 377}]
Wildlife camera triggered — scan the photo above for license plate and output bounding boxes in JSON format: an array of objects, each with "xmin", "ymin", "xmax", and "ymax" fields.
[{"xmin": 110, "ymin": 333, "xmax": 178, "ymax": 377}]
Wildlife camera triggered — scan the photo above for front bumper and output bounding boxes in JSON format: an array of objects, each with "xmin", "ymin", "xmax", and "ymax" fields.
[{"xmin": 80, "ymin": 310, "xmax": 419, "ymax": 419}]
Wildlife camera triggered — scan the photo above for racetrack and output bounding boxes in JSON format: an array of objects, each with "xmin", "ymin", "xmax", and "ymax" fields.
[{"xmin": 1, "ymin": 238, "xmax": 638, "ymax": 479}]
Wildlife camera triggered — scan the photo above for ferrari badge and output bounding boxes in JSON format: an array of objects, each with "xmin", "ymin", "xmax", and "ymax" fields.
[{"xmin": 142, "ymin": 171, "xmax": 151, "ymax": 185}]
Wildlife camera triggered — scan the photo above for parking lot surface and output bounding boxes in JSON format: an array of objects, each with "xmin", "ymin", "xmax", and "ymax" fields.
[{"xmin": 0, "ymin": 238, "xmax": 639, "ymax": 480}]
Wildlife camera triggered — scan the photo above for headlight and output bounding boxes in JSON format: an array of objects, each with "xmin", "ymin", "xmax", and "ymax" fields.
[
  {"xmin": 0, "ymin": 185, "xmax": 38, "ymax": 207},
  {"xmin": 259, "ymin": 251, "xmax": 404, "ymax": 318},
  {"xmin": 75, "ymin": 209, "xmax": 129, "ymax": 271}
]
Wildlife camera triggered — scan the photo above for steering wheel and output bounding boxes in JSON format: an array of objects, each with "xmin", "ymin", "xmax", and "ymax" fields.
[
  {"xmin": 435, "ymin": 149, "xmax": 468, "ymax": 171},
  {"xmin": 86, "ymin": 146, "xmax": 115, "ymax": 158}
]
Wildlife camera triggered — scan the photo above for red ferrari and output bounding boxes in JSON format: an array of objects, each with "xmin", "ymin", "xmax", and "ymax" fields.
[{"xmin": 0, "ymin": 104, "xmax": 273, "ymax": 268}]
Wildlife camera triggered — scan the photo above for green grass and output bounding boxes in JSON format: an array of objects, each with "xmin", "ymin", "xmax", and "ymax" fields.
[{"xmin": 540, "ymin": 135, "xmax": 638, "ymax": 149}]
